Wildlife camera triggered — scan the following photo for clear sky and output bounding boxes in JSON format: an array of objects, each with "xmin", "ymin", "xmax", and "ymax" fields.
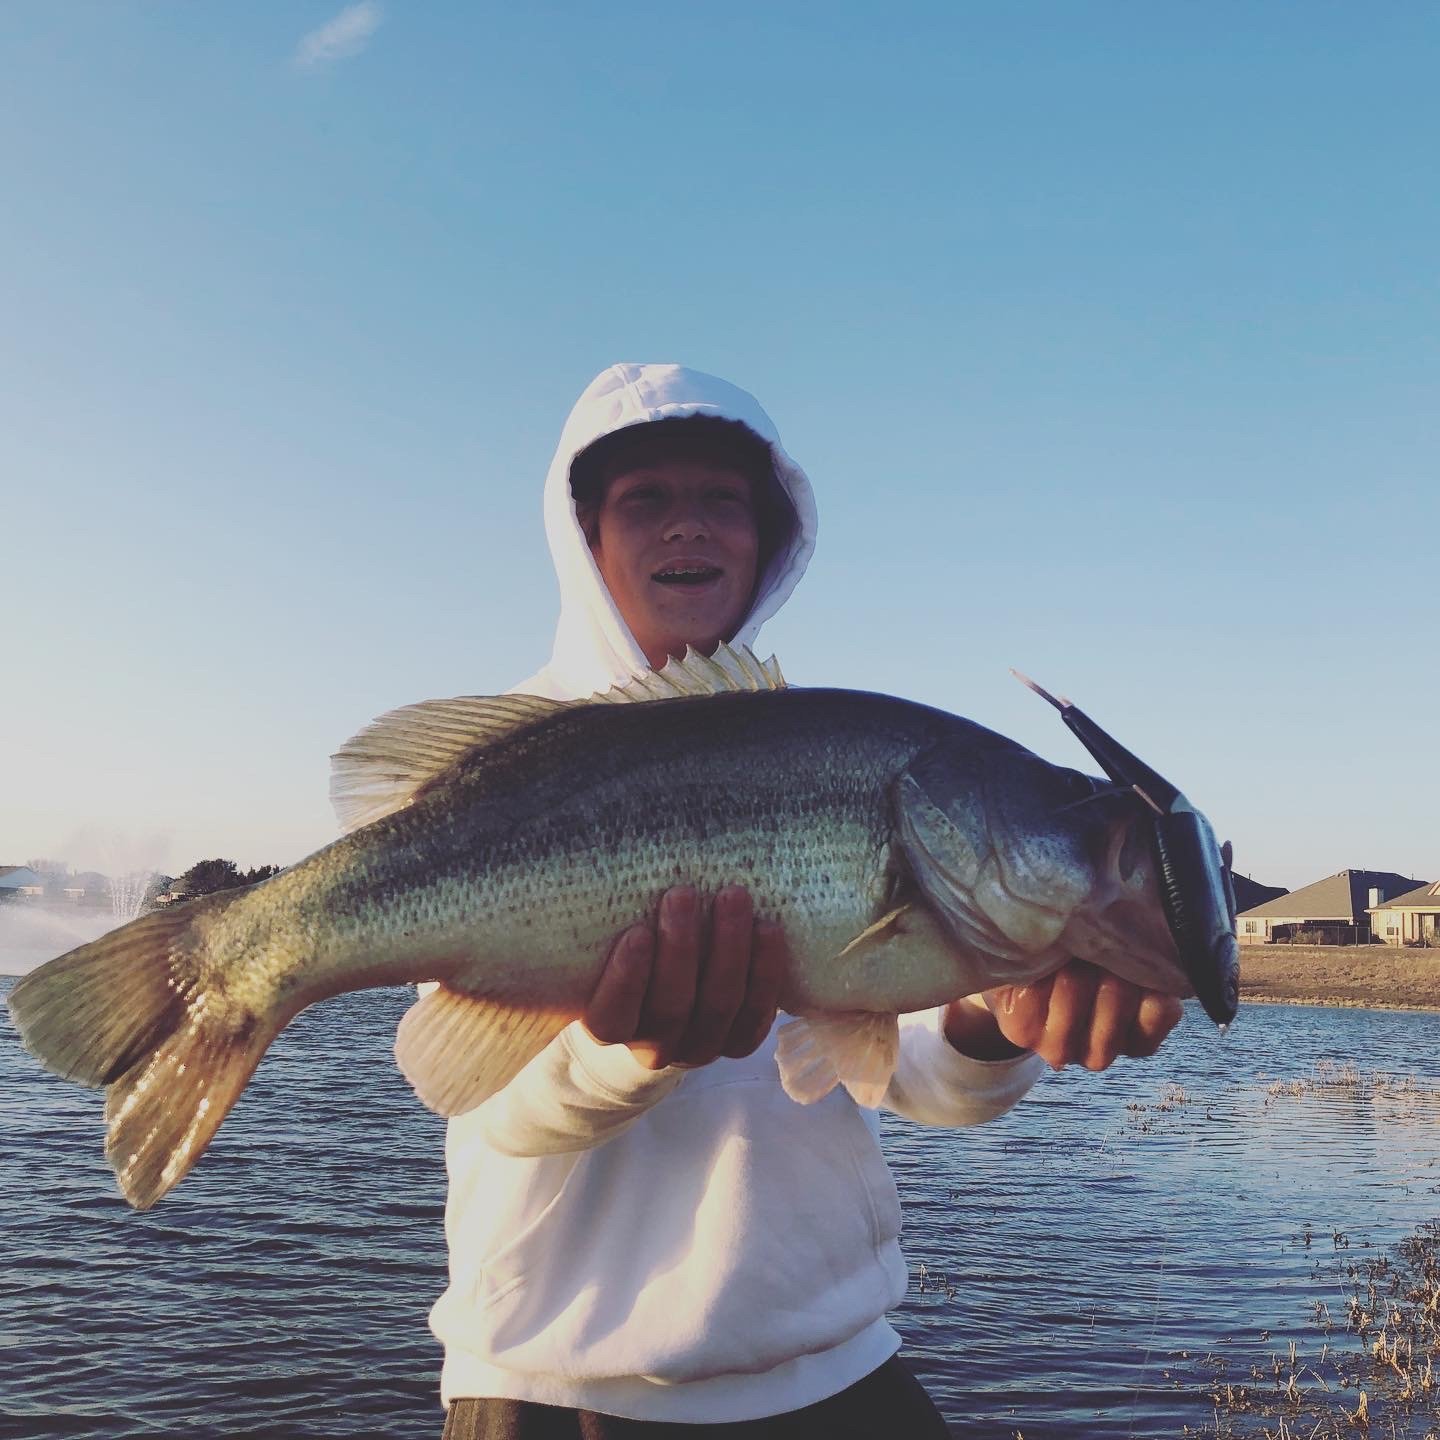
[{"xmin": 3, "ymin": 3, "xmax": 1435, "ymax": 892}]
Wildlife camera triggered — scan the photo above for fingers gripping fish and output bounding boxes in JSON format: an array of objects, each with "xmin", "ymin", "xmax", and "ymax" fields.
[{"xmin": 6, "ymin": 645, "xmax": 1238, "ymax": 1209}]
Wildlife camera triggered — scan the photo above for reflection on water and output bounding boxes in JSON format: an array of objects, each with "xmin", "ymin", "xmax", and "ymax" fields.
[
  {"xmin": 888, "ymin": 1006, "xmax": 1440, "ymax": 1437},
  {"xmin": 1, "ymin": 979, "xmax": 1438, "ymax": 1439}
]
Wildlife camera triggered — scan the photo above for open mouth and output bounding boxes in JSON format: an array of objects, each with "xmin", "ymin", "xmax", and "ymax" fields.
[{"xmin": 652, "ymin": 564, "xmax": 723, "ymax": 587}]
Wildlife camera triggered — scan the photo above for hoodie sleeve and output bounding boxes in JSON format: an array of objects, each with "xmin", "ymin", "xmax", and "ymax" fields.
[
  {"xmin": 883, "ymin": 1005, "xmax": 1046, "ymax": 1127},
  {"xmin": 471, "ymin": 1022, "xmax": 687, "ymax": 1157}
]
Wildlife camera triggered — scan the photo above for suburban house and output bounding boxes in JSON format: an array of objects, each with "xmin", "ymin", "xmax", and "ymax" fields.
[
  {"xmin": 1367, "ymin": 881, "xmax": 1440, "ymax": 947},
  {"xmin": 1237, "ymin": 869, "xmax": 1425, "ymax": 944},
  {"xmin": 0, "ymin": 865, "xmax": 45, "ymax": 898},
  {"xmin": 1232, "ymin": 874, "xmax": 1288, "ymax": 914},
  {"xmin": 57, "ymin": 872, "xmax": 110, "ymax": 906}
]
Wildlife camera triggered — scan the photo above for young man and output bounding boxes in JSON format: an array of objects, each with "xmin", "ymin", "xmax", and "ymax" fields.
[{"xmin": 434, "ymin": 363, "xmax": 1181, "ymax": 1438}]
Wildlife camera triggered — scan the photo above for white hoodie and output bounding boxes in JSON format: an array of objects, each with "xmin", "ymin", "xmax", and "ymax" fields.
[{"xmin": 429, "ymin": 363, "xmax": 1045, "ymax": 1423}]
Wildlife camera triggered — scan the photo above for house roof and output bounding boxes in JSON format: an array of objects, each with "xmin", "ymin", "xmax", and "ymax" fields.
[
  {"xmin": 0, "ymin": 865, "xmax": 42, "ymax": 886},
  {"xmin": 1238, "ymin": 869, "xmax": 1424, "ymax": 922},
  {"xmin": 1232, "ymin": 875, "xmax": 1288, "ymax": 913},
  {"xmin": 1369, "ymin": 880, "xmax": 1440, "ymax": 912}
]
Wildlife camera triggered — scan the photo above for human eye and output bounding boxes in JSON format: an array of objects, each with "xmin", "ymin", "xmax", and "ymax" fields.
[
  {"xmin": 708, "ymin": 485, "xmax": 751, "ymax": 509},
  {"xmin": 616, "ymin": 480, "xmax": 664, "ymax": 505}
]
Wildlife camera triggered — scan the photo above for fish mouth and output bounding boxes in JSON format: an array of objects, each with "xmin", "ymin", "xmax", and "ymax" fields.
[{"xmin": 651, "ymin": 562, "xmax": 725, "ymax": 588}]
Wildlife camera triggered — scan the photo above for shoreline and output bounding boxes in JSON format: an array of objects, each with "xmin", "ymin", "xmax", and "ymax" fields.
[
  {"xmin": 1238, "ymin": 943, "xmax": 1440, "ymax": 1016},
  {"xmin": 1240, "ymin": 994, "xmax": 1440, "ymax": 1015}
]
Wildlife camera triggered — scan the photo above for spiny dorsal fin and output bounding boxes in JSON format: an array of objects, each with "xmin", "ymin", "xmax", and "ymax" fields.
[
  {"xmin": 330, "ymin": 693, "xmax": 568, "ymax": 833},
  {"xmin": 592, "ymin": 642, "xmax": 787, "ymax": 706}
]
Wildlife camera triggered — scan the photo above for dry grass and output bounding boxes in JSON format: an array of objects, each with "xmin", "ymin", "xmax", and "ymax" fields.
[
  {"xmin": 1177, "ymin": 1218, "xmax": 1440, "ymax": 1439},
  {"xmin": 1261, "ymin": 1062, "xmax": 1440, "ymax": 1108}
]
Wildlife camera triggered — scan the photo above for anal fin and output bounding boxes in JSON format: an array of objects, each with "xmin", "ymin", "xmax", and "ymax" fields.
[
  {"xmin": 395, "ymin": 986, "xmax": 571, "ymax": 1117},
  {"xmin": 776, "ymin": 1012, "xmax": 900, "ymax": 1109}
]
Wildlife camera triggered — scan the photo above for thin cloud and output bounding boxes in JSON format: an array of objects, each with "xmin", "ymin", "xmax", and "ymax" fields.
[{"xmin": 294, "ymin": 2, "xmax": 383, "ymax": 69}]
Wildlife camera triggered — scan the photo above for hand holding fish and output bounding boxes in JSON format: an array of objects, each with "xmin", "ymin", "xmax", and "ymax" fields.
[
  {"xmin": 592, "ymin": 889, "xmax": 1184, "ymax": 1078},
  {"xmin": 949, "ymin": 961, "xmax": 1184, "ymax": 1072},
  {"xmin": 584, "ymin": 885, "xmax": 787, "ymax": 1069}
]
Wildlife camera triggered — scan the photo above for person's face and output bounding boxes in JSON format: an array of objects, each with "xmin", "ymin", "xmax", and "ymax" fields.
[{"xmin": 587, "ymin": 455, "xmax": 760, "ymax": 670}]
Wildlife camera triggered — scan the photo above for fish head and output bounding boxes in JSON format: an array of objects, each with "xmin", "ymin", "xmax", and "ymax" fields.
[
  {"xmin": 895, "ymin": 736, "xmax": 1232, "ymax": 1011},
  {"xmin": 894, "ymin": 738, "xmax": 1156, "ymax": 979}
]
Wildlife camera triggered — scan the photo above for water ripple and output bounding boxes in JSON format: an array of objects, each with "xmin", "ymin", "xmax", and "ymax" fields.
[{"xmin": 4, "ymin": 983, "xmax": 1440, "ymax": 1436}]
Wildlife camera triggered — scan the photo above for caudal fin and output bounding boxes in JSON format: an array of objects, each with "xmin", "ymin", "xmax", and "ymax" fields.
[{"xmin": 7, "ymin": 892, "xmax": 284, "ymax": 1209}]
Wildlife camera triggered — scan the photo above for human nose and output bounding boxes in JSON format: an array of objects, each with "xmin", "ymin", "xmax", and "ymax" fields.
[{"xmin": 661, "ymin": 497, "xmax": 709, "ymax": 542}]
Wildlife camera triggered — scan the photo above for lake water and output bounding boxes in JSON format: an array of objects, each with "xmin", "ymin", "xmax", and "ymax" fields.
[{"xmin": 3, "ymin": 967, "xmax": 1438, "ymax": 1439}]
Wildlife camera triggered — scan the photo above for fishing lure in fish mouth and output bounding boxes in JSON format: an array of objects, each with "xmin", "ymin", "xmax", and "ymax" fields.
[{"xmin": 1013, "ymin": 671, "xmax": 1241, "ymax": 1029}]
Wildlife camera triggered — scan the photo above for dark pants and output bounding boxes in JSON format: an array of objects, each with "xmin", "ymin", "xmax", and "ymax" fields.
[{"xmin": 440, "ymin": 1356, "xmax": 949, "ymax": 1438}]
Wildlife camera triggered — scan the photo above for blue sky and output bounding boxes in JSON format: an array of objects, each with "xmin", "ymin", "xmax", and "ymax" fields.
[{"xmin": 3, "ymin": 2, "xmax": 1435, "ymax": 891}]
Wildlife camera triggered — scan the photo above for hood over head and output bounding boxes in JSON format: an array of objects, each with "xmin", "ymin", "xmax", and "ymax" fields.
[{"xmin": 529, "ymin": 363, "xmax": 817, "ymax": 700}]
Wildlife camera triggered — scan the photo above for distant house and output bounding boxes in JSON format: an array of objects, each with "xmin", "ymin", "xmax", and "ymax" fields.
[
  {"xmin": 1237, "ymin": 869, "xmax": 1423, "ymax": 944},
  {"xmin": 1367, "ymin": 881, "xmax": 1440, "ymax": 947},
  {"xmin": 1232, "ymin": 874, "xmax": 1288, "ymax": 914},
  {"xmin": 61, "ymin": 872, "xmax": 112, "ymax": 906},
  {"xmin": 0, "ymin": 865, "xmax": 44, "ymax": 898}
]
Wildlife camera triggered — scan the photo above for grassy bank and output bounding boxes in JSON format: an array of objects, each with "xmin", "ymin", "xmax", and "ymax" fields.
[{"xmin": 1240, "ymin": 944, "xmax": 1440, "ymax": 1013}]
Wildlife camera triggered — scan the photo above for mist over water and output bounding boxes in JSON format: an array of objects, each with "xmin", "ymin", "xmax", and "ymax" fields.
[
  {"xmin": 1, "ymin": 832, "xmax": 166, "ymax": 975},
  {"xmin": 0, "ymin": 903, "xmax": 123, "ymax": 977},
  {"xmin": 105, "ymin": 869, "xmax": 159, "ymax": 925},
  {"xmin": 0, "ymin": 873, "xmax": 158, "ymax": 977},
  {"xmin": 3, "ymin": 989, "xmax": 1439, "ymax": 1439}
]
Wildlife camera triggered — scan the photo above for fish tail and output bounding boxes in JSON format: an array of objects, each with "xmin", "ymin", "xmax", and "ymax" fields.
[{"xmin": 7, "ymin": 890, "xmax": 281, "ymax": 1209}]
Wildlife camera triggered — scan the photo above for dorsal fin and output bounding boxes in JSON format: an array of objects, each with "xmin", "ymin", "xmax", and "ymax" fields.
[
  {"xmin": 329, "ymin": 644, "xmax": 787, "ymax": 833},
  {"xmin": 330, "ymin": 693, "xmax": 567, "ymax": 833},
  {"xmin": 592, "ymin": 642, "xmax": 786, "ymax": 705}
]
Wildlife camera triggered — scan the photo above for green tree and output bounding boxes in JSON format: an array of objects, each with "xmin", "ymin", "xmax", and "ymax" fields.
[
  {"xmin": 173, "ymin": 859, "xmax": 283, "ymax": 899},
  {"xmin": 176, "ymin": 858, "xmax": 244, "ymax": 898}
]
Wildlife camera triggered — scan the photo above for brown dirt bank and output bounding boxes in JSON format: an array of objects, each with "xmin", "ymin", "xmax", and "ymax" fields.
[{"xmin": 1239, "ymin": 943, "xmax": 1440, "ymax": 1013}]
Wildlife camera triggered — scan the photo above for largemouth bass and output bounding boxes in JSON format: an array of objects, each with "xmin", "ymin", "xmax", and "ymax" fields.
[{"xmin": 7, "ymin": 646, "xmax": 1239, "ymax": 1209}]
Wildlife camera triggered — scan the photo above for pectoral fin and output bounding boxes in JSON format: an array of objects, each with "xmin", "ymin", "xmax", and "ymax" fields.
[
  {"xmin": 394, "ymin": 986, "xmax": 571, "ymax": 1117},
  {"xmin": 835, "ymin": 902, "xmax": 913, "ymax": 960},
  {"xmin": 775, "ymin": 1012, "xmax": 900, "ymax": 1109}
]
